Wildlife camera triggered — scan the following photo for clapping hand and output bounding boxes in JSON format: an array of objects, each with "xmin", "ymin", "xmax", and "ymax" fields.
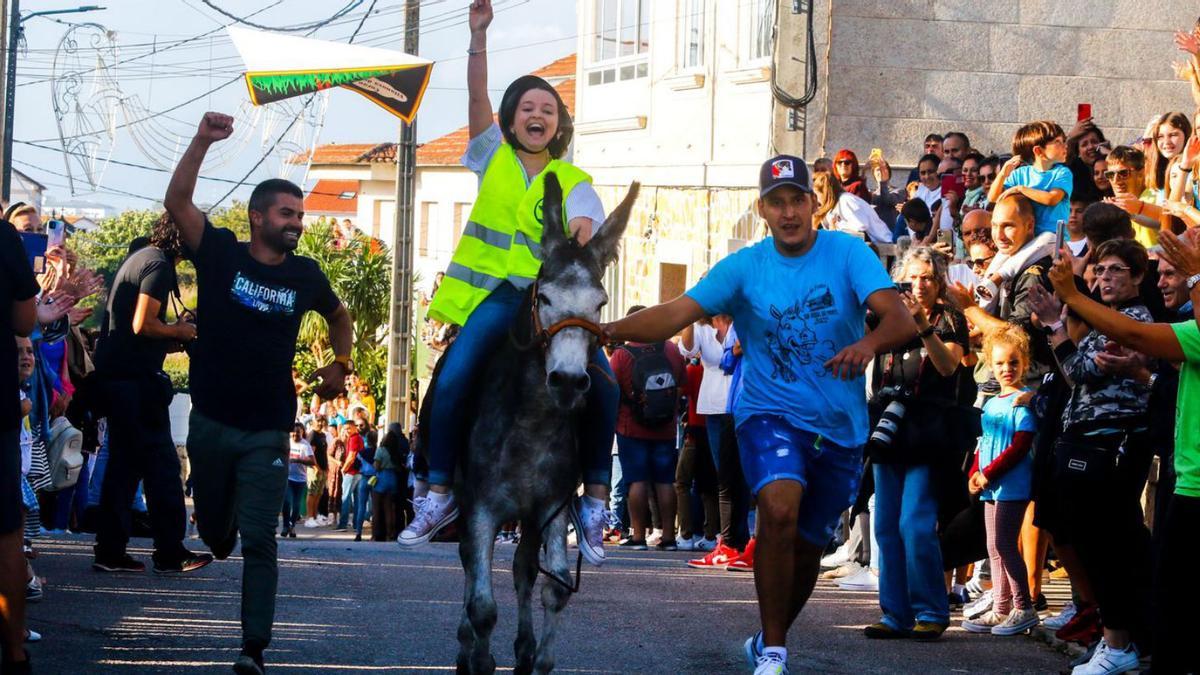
[
  {"xmin": 1094, "ymin": 342, "xmax": 1149, "ymax": 379},
  {"xmin": 1160, "ymin": 228, "xmax": 1200, "ymax": 279},
  {"xmin": 36, "ymin": 289, "xmax": 77, "ymax": 325},
  {"xmin": 944, "ymin": 281, "xmax": 976, "ymax": 311},
  {"xmin": 1176, "ymin": 29, "xmax": 1200, "ymax": 56},
  {"xmin": 1027, "ymin": 284, "xmax": 1064, "ymax": 329}
]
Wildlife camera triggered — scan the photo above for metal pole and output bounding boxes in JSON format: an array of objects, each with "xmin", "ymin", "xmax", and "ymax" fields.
[
  {"xmin": 385, "ymin": 0, "xmax": 419, "ymax": 429},
  {"xmin": 2, "ymin": 0, "xmax": 19, "ymax": 203}
]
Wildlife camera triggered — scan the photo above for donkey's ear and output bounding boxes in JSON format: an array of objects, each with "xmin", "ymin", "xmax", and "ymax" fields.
[
  {"xmin": 587, "ymin": 182, "xmax": 639, "ymax": 269},
  {"xmin": 541, "ymin": 172, "xmax": 567, "ymax": 254}
]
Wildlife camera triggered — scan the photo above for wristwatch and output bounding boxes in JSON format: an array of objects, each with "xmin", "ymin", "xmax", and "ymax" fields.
[
  {"xmin": 334, "ymin": 355, "xmax": 355, "ymax": 374},
  {"xmin": 917, "ymin": 325, "xmax": 936, "ymax": 339},
  {"xmin": 1188, "ymin": 272, "xmax": 1200, "ymax": 291},
  {"xmin": 1043, "ymin": 319, "xmax": 1064, "ymax": 335}
]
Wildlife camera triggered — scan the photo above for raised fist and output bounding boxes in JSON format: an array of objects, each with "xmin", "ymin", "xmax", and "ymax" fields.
[{"xmin": 197, "ymin": 112, "xmax": 234, "ymax": 143}]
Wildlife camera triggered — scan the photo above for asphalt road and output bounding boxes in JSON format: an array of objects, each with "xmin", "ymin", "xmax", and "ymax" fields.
[{"xmin": 25, "ymin": 530, "xmax": 1068, "ymax": 673}]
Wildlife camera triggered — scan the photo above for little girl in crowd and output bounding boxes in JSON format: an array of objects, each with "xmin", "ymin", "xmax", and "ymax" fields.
[{"xmin": 963, "ymin": 326, "xmax": 1042, "ymax": 636}]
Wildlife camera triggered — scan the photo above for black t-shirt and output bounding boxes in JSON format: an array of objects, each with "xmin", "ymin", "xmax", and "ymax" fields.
[
  {"xmin": 94, "ymin": 246, "xmax": 177, "ymax": 377},
  {"xmin": 0, "ymin": 220, "xmax": 39, "ymax": 431},
  {"xmin": 872, "ymin": 304, "xmax": 969, "ymax": 401},
  {"xmin": 189, "ymin": 222, "xmax": 340, "ymax": 432},
  {"xmin": 307, "ymin": 429, "xmax": 329, "ymax": 471}
]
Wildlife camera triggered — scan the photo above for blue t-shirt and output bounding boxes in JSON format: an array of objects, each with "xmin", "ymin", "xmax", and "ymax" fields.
[
  {"xmin": 686, "ymin": 232, "xmax": 893, "ymax": 448},
  {"xmin": 978, "ymin": 390, "xmax": 1038, "ymax": 502},
  {"xmin": 1003, "ymin": 163, "xmax": 1073, "ymax": 235}
]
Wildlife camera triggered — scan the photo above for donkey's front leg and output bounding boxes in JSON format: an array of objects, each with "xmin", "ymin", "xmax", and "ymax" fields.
[
  {"xmin": 457, "ymin": 509, "xmax": 501, "ymax": 675},
  {"xmin": 512, "ymin": 522, "xmax": 542, "ymax": 675},
  {"xmin": 534, "ymin": 511, "xmax": 572, "ymax": 675}
]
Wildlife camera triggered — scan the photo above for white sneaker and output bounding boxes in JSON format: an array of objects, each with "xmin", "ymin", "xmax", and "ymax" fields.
[
  {"xmin": 753, "ymin": 652, "xmax": 789, "ymax": 675},
  {"xmin": 647, "ymin": 528, "xmax": 663, "ymax": 547},
  {"xmin": 962, "ymin": 610, "xmax": 1009, "ymax": 634},
  {"xmin": 837, "ymin": 568, "xmax": 879, "ymax": 592},
  {"xmin": 820, "ymin": 561, "xmax": 863, "ymax": 581},
  {"xmin": 963, "ymin": 589, "xmax": 994, "ymax": 620},
  {"xmin": 694, "ymin": 536, "xmax": 717, "ymax": 552},
  {"xmin": 397, "ymin": 494, "xmax": 458, "ymax": 547},
  {"xmin": 567, "ymin": 496, "xmax": 614, "ymax": 567},
  {"xmin": 820, "ymin": 542, "xmax": 851, "ymax": 570},
  {"xmin": 303, "ymin": 518, "xmax": 320, "ymax": 528},
  {"xmin": 991, "ymin": 607, "xmax": 1039, "ymax": 635},
  {"xmin": 1071, "ymin": 639, "xmax": 1139, "ymax": 675},
  {"xmin": 676, "ymin": 535, "xmax": 698, "ymax": 552},
  {"xmin": 1044, "ymin": 601, "xmax": 1077, "ymax": 630}
]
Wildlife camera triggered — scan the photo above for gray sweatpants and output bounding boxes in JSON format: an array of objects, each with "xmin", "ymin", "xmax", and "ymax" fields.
[{"xmin": 187, "ymin": 410, "xmax": 288, "ymax": 649}]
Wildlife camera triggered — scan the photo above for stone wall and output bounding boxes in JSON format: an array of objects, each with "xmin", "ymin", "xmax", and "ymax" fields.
[{"xmin": 773, "ymin": 0, "xmax": 1197, "ymax": 163}]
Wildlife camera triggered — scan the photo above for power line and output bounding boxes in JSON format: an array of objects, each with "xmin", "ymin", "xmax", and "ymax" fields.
[{"xmin": 197, "ymin": 0, "xmax": 365, "ymax": 33}]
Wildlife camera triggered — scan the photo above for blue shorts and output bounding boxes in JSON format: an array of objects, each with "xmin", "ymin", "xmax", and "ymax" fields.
[
  {"xmin": 736, "ymin": 414, "xmax": 863, "ymax": 547},
  {"xmin": 616, "ymin": 435, "xmax": 678, "ymax": 485}
]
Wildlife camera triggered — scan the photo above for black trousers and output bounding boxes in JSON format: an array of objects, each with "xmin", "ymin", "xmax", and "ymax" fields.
[
  {"xmin": 1154, "ymin": 493, "xmax": 1200, "ymax": 673},
  {"xmin": 94, "ymin": 377, "xmax": 188, "ymax": 564},
  {"xmin": 1059, "ymin": 434, "xmax": 1153, "ymax": 639}
]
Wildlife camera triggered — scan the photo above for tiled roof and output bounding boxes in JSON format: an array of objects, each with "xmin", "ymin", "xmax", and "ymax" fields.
[
  {"xmin": 301, "ymin": 54, "xmax": 577, "ymax": 168},
  {"xmin": 304, "ymin": 179, "xmax": 359, "ymax": 214}
]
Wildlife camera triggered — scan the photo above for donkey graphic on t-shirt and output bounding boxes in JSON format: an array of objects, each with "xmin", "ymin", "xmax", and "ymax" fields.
[{"xmin": 765, "ymin": 302, "xmax": 836, "ymax": 383}]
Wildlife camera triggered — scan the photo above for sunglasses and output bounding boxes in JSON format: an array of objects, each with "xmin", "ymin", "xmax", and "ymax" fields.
[
  {"xmin": 1104, "ymin": 169, "xmax": 1132, "ymax": 180},
  {"xmin": 969, "ymin": 256, "xmax": 995, "ymax": 268},
  {"xmin": 1092, "ymin": 263, "xmax": 1131, "ymax": 276},
  {"xmin": 835, "ymin": 159, "xmax": 854, "ymax": 165},
  {"xmin": 979, "ymin": 172, "xmax": 995, "ymax": 181}
]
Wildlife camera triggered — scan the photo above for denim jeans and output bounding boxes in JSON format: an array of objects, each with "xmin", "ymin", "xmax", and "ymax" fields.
[
  {"xmin": 427, "ymin": 283, "xmax": 617, "ymax": 487},
  {"xmin": 873, "ymin": 463, "xmax": 950, "ymax": 629},
  {"xmin": 281, "ymin": 480, "xmax": 305, "ymax": 531},
  {"xmin": 610, "ymin": 452, "xmax": 629, "ymax": 531},
  {"xmin": 354, "ymin": 474, "xmax": 372, "ymax": 536},
  {"xmin": 338, "ymin": 473, "xmax": 361, "ymax": 529}
]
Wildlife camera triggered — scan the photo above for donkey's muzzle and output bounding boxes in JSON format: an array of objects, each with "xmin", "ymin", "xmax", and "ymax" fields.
[{"xmin": 547, "ymin": 369, "xmax": 591, "ymax": 395}]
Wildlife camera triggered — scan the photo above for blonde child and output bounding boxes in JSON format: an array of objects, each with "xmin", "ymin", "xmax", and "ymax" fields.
[{"xmin": 962, "ymin": 326, "xmax": 1041, "ymax": 636}]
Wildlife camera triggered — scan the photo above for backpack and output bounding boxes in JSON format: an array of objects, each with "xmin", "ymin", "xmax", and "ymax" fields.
[
  {"xmin": 619, "ymin": 343, "xmax": 679, "ymax": 427},
  {"xmin": 46, "ymin": 416, "xmax": 84, "ymax": 491}
]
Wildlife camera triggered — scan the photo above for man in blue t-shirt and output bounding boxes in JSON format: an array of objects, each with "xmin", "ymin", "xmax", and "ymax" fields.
[{"xmin": 604, "ymin": 155, "xmax": 916, "ymax": 675}]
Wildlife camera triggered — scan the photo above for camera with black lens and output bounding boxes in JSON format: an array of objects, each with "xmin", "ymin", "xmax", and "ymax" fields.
[{"xmin": 868, "ymin": 386, "xmax": 910, "ymax": 450}]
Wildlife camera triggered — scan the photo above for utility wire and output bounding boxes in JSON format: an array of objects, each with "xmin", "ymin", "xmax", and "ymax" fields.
[{"xmin": 197, "ymin": 0, "xmax": 364, "ymax": 32}]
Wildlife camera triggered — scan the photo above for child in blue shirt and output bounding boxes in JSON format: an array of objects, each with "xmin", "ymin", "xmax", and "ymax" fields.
[
  {"xmin": 991, "ymin": 120, "xmax": 1073, "ymax": 235},
  {"xmin": 963, "ymin": 326, "xmax": 1040, "ymax": 636}
]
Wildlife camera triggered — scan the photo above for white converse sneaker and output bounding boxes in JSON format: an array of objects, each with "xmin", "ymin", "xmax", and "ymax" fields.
[
  {"xmin": 820, "ymin": 542, "xmax": 851, "ymax": 570},
  {"xmin": 962, "ymin": 610, "xmax": 1008, "ymax": 634},
  {"xmin": 963, "ymin": 589, "xmax": 994, "ymax": 620},
  {"xmin": 991, "ymin": 607, "xmax": 1039, "ymax": 635},
  {"xmin": 568, "ymin": 496, "xmax": 614, "ymax": 566},
  {"xmin": 1044, "ymin": 601, "xmax": 1077, "ymax": 630},
  {"xmin": 694, "ymin": 536, "xmax": 717, "ymax": 552},
  {"xmin": 397, "ymin": 494, "xmax": 458, "ymax": 547},
  {"xmin": 1071, "ymin": 638, "xmax": 1139, "ymax": 675}
]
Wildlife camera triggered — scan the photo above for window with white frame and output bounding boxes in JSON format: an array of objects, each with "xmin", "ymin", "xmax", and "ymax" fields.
[
  {"xmin": 746, "ymin": 0, "xmax": 774, "ymax": 62},
  {"xmin": 679, "ymin": 0, "xmax": 705, "ymax": 70},
  {"xmin": 588, "ymin": 0, "xmax": 650, "ymax": 86}
]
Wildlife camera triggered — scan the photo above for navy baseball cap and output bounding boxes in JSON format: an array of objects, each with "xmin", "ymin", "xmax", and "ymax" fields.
[{"xmin": 759, "ymin": 155, "xmax": 812, "ymax": 197}]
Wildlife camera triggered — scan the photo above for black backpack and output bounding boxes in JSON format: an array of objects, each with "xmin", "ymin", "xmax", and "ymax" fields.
[{"xmin": 619, "ymin": 343, "xmax": 679, "ymax": 426}]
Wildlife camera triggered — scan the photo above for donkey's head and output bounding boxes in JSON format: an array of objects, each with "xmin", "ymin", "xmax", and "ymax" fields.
[{"xmin": 535, "ymin": 173, "xmax": 639, "ymax": 411}]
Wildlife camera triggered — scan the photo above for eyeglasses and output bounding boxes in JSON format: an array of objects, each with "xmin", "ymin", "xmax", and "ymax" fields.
[
  {"xmin": 969, "ymin": 255, "xmax": 995, "ymax": 269},
  {"xmin": 835, "ymin": 159, "xmax": 854, "ymax": 166},
  {"xmin": 1104, "ymin": 169, "xmax": 1132, "ymax": 180},
  {"xmin": 979, "ymin": 172, "xmax": 995, "ymax": 182},
  {"xmin": 1092, "ymin": 263, "xmax": 1131, "ymax": 276}
]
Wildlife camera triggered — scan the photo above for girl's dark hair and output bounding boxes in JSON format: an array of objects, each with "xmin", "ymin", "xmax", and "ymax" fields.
[
  {"xmin": 149, "ymin": 212, "xmax": 186, "ymax": 260},
  {"xmin": 498, "ymin": 75, "xmax": 573, "ymax": 158}
]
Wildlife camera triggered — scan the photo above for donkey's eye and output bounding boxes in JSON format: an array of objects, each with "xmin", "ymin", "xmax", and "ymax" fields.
[{"xmin": 537, "ymin": 294, "xmax": 552, "ymax": 306}]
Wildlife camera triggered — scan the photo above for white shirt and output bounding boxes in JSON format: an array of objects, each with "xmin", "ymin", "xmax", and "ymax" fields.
[
  {"xmin": 1067, "ymin": 237, "xmax": 1088, "ymax": 256},
  {"xmin": 914, "ymin": 184, "xmax": 955, "ymax": 231},
  {"xmin": 677, "ymin": 323, "xmax": 733, "ymax": 415},
  {"xmin": 824, "ymin": 192, "xmax": 894, "ymax": 243},
  {"xmin": 463, "ymin": 123, "xmax": 607, "ymax": 228}
]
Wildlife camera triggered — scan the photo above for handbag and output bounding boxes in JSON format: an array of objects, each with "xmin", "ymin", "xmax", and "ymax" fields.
[{"xmin": 1052, "ymin": 437, "xmax": 1120, "ymax": 487}]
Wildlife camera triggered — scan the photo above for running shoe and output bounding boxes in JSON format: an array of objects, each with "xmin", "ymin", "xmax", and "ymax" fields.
[
  {"xmin": 1044, "ymin": 601, "xmax": 1077, "ymax": 630},
  {"xmin": 753, "ymin": 652, "xmax": 789, "ymax": 675},
  {"xmin": 153, "ymin": 552, "xmax": 215, "ymax": 575},
  {"xmin": 397, "ymin": 494, "xmax": 458, "ymax": 547},
  {"xmin": 727, "ymin": 538, "xmax": 755, "ymax": 572},
  {"xmin": 1071, "ymin": 639, "xmax": 1139, "ymax": 675},
  {"xmin": 962, "ymin": 589, "xmax": 994, "ymax": 620},
  {"xmin": 92, "ymin": 554, "xmax": 145, "ymax": 573},
  {"xmin": 686, "ymin": 541, "xmax": 738, "ymax": 570},
  {"xmin": 743, "ymin": 631, "xmax": 764, "ymax": 668},
  {"xmin": 694, "ymin": 536, "xmax": 717, "ymax": 552},
  {"xmin": 991, "ymin": 607, "xmax": 1040, "ymax": 636},
  {"xmin": 676, "ymin": 535, "xmax": 698, "ymax": 551},
  {"xmin": 962, "ymin": 610, "xmax": 1009, "ymax": 634}
]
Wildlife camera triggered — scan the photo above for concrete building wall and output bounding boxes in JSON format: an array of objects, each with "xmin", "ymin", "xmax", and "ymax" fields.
[{"xmin": 774, "ymin": 1, "xmax": 1197, "ymax": 162}]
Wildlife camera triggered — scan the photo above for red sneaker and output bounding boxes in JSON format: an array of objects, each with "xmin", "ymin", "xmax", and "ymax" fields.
[
  {"xmin": 1055, "ymin": 603, "xmax": 1101, "ymax": 643},
  {"xmin": 687, "ymin": 541, "xmax": 739, "ymax": 570},
  {"xmin": 726, "ymin": 538, "xmax": 755, "ymax": 572}
]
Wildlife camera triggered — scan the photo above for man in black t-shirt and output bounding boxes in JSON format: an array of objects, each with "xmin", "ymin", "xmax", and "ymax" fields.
[
  {"xmin": 166, "ymin": 112, "xmax": 352, "ymax": 675},
  {"xmin": 91, "ymin": 215, "xmax": 213, "ymax": 575},
  {"xmin": 1, "ymin": 219, "xmax": 40, "ymax": 673}
]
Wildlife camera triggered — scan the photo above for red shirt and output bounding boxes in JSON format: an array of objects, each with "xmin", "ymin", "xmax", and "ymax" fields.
[
  {"xmin": 343, "ymin": 432, "xmax": 364, "ymax": 475},
  {"xmin": 684, "ymin": 361, "xmax": 706, "ymax": 428},
  {"xmin": 609, "ymin": 341, "xmax": 687, "ymax": 440}
]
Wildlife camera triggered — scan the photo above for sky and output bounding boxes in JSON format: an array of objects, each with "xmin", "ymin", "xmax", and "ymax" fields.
[{"xmin": 12, "ymin": 0, "xmax": 577, "ymax": 211}]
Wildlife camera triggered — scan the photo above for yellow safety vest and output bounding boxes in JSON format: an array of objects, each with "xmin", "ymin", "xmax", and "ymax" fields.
[{"xmin": 428, "ymin": 144, "xmax": 591, "ymax": 326}]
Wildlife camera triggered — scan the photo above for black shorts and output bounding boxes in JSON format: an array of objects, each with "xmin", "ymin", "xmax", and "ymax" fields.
[{"xmin": 0, "ymin": 429, "xmax": 22, "ymax": 535}]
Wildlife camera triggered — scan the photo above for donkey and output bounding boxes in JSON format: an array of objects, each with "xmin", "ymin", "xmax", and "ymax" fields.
[{"xmin": 434, "ymin": 174, "xmax": 638, "ymax": 674}]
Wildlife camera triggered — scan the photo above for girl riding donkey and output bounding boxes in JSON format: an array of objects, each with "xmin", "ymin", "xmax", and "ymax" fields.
[{"xmin": 399, "ymin": 0, "xmax": 619, "ymax": 564}]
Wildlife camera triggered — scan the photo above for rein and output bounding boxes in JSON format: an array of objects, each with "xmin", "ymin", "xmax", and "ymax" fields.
[{"xmin": 510, "ymin": 282, "xmax": 609, "ymax": 352}]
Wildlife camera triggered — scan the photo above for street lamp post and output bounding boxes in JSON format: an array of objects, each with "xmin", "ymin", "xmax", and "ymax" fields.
[{"xmin": 1, "ymin": 2, "xmax": 104, "ymax": 202}]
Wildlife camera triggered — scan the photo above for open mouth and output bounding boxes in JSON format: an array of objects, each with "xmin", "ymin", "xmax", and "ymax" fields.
[
  {"xmin": 526, "ymin": 121, "xmax": 546, "ymax": 139},
  {"xmin": 282, "ymin": 229, "xmax": 301, "ymax": 241}
]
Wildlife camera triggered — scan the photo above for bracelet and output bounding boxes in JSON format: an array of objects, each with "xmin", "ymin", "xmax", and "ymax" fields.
[
  {"xmin": 467, "ymin": 47, "xmax": 486, "ymax": 55},
  {"xmin": 1044, "ymin": 319, "xmax": 1064, "ymax": 334},
  {"xmin": 918, "ymin": 325, "xmax": 935, "ymax": 339},
  {"xmin": 1183, "ymin": 166, "xmax": 1194, "ymax": 174},
  {"xmin": 1137, "ymin": 200, "xmax": 1145, "ymax": 215}
]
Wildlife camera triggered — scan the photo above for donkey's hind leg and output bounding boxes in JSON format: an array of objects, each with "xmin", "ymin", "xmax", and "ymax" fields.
[
  {"xmin": 512, "ymin": 523, "xmax": 542, "ymax": 675},
  {"xmin": 534, "ymin": 511, "xmax": 573, "ymax": 675},
  {"xmin": 457, "ymin": 510, "xmax": 501, "ymax": 675}
]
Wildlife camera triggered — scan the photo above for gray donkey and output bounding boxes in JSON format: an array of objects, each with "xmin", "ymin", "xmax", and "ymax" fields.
[{"xmin": 427, "ymin": 174, "xmax": 638, "ymax": 674}]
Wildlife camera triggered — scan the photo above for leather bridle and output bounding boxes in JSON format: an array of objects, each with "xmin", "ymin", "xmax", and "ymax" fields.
[{"xmin": 513, "ymin": 281, "xmax": 608, "ymax": 352}]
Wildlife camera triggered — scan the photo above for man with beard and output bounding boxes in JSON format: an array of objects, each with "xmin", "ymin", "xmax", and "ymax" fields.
[{"xmin": 165, "ymin": 112, "xmax": 354, "ymax": 675}]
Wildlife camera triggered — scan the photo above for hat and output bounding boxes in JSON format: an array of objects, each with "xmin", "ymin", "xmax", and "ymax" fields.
[{"xmin": 759, "ymin": 155, "xmax": 812, "ymax": 197}]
